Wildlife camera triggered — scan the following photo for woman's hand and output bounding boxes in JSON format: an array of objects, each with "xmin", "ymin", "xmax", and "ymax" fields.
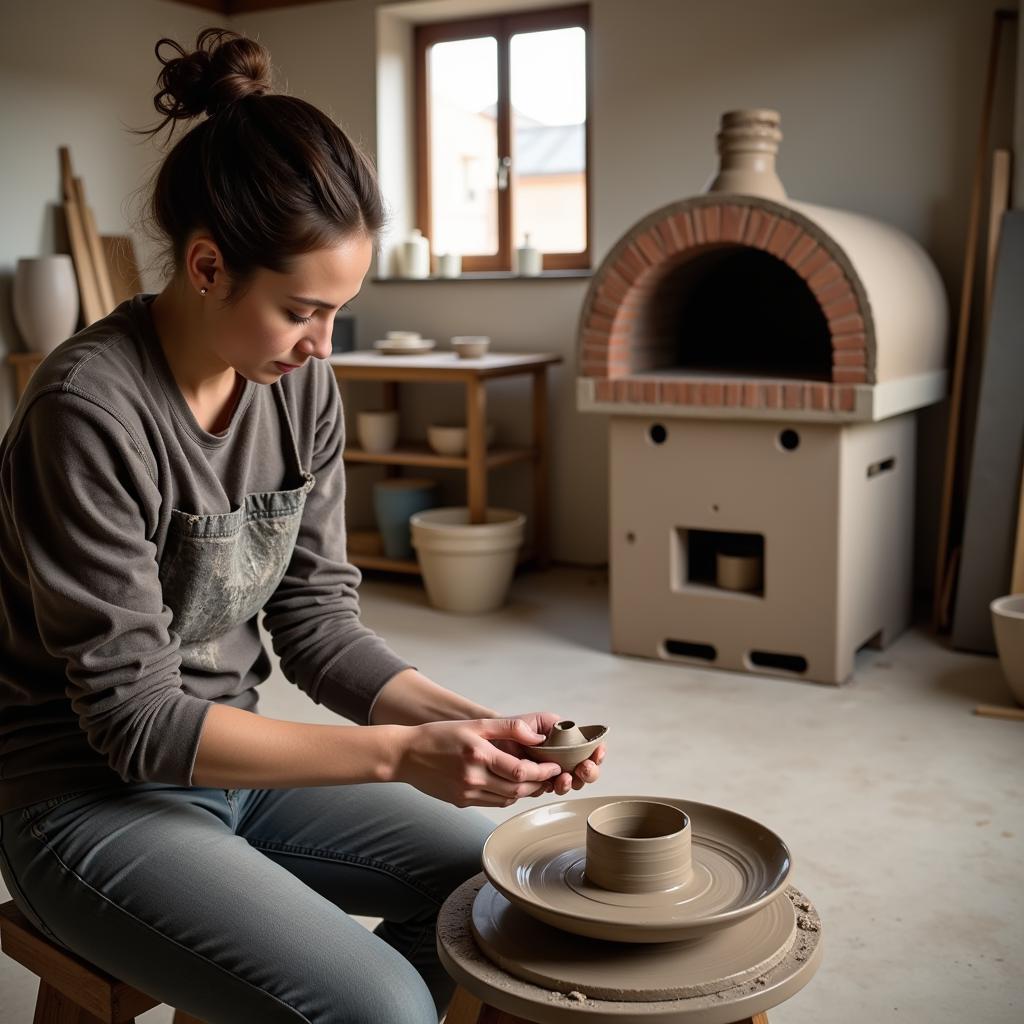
[
  {"xmin": 492, "ymin": 711, "xmax": 606, "ymax": 798},
  {"xmin": 391, "ymin": 717, "xmax": 564, "ymax": 808}
]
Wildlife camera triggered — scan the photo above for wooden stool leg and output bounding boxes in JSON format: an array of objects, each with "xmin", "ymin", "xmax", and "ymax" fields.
[
  {"xmin": 444, "ymin": 985, "xmax": 485, "ymax": 1023},
  {"xmin": 34, "ymin": 979, "xmax": 119, "ymax": 1024}
]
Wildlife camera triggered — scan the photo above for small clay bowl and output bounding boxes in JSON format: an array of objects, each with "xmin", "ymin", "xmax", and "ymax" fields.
[{"xmin": 524, "ymin": 722, "xmax": 608, "ymax": 771}]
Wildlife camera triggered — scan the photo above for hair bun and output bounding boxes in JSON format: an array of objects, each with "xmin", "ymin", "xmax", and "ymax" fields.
[{"xmin": 152, "ymin": 27, "xmax": 271, "ymax": 125}]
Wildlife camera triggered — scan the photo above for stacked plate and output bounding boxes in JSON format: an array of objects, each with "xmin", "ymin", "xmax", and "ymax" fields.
[{"xmin": 374, "ymin": 330, "xmax": 436, "ymax": 355}]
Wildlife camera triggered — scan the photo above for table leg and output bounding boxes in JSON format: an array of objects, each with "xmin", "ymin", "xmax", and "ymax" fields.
[
  {"xmin": 382, "ymin": 382, "xmax": 400, "ymax": 479},
  {"xmin": 530, "ymin": 368, "xmax": 550, "ymax": 567},
  {"xmin": 466, "ymin": 376, "xmax": 488, "ymax": 524}
]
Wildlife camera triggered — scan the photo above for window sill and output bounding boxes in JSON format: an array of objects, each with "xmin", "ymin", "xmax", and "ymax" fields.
[{"xmin": 372, "ymin": 269, "xmax": 593, "ymax": 283}]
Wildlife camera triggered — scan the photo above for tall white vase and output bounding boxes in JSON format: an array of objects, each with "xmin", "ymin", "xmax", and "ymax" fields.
[{"xmin": 13, "ymin": 255, "xmax": 79, "ymax": 356}]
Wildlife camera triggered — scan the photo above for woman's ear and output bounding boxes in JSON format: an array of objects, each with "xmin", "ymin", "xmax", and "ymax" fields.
[{"xmin": 184, "ymin": 234, "xmax": 225, "ymax": 297}]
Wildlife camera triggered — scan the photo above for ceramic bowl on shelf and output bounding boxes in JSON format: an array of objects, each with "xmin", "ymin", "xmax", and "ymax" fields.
[
  {"xmin": 356, "ymin": 409, "xmax": 399, "ymax": 454},
  {"xmin": 427, "ymin": 423, "xmax": 496, "ymax": 457},
  {"xmin": 451, "ymin": 335, "xmax": 491, "ymax": 359},
  {"xmin": 386, "ymin": 330, "xmax": 421, "ymax": 341}
]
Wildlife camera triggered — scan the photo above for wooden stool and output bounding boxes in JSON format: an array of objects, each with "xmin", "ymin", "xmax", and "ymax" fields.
[{"xmin": 0, "ymin": 901, "xmax": 203, "ymax": 1024}]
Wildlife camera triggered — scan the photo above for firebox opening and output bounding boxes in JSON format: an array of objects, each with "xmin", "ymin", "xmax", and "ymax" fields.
[
  {"xmin": 645, "ymin": 246, "xmax": 833, "ymax": 379},
  {"xmin": 673, "ymin": 528, "xmax": 765, "ymax": 598}
]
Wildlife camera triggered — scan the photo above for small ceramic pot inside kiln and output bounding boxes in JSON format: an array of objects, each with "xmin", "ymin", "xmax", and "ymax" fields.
[{"xmin": 585, "ymin": 800, "xmax": 692, "ymax": 894}]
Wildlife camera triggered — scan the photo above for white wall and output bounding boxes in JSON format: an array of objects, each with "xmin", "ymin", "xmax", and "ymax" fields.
[
  {"xmin": 0, "ymin": 0, "xmax": 214, "ymax": 422},
  {"xmin": 1, "ymin": 0, "xmax": 1014, "ymax": 572}
]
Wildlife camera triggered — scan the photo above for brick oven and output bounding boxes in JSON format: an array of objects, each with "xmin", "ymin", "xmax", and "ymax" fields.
[{"xmin": 577, "ymin": 110, "xmax": 948, "ymax": 684}]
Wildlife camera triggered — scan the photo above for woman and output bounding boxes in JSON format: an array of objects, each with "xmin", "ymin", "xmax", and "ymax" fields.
[{"xmin": 0, "ymin": 29, "xmax": 604, "ymax": 1023}]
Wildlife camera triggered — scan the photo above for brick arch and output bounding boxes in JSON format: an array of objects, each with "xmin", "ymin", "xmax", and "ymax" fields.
[{"xmin": 578, "ymin": 197, "xmax": 876, "ymax": 411}]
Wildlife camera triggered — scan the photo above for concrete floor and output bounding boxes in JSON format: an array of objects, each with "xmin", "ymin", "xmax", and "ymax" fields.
[{"xmin": 1, "ymin": 567, "xmax": 1021, "ymax": 1023}]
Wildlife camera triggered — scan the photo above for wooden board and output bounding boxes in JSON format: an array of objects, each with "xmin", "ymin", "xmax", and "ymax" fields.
[
  {"xmin": 932, "ymin": 11, "xmax": 1016, "ymax": 630},
  {"xmin": 951, "ymin": 211, "xmax": 1024, "ymax": 652},
  {"xmin": 58, "ymin": 148, "xmax": 104, "ymax": 326},
  {"xmin": 73, "ymin": 175, "xmax": 116, "ymax": 316}
]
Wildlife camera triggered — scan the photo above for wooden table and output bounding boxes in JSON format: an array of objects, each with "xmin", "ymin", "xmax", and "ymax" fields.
[{"xmin": 330, "ymin": 351, "xmax": 560, "ymax": 574}]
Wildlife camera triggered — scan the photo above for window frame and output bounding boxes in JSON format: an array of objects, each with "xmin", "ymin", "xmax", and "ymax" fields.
[{"xmin": 414, "ymin": 4, "xmax": 592, "ymax": 273}]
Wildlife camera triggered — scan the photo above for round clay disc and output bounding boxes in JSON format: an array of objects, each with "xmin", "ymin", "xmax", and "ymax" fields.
[
  {"xmin": 482, "ymin": 796, "xmax": 791, "ymax": 942},
  {"xmin": 437, "ymin": 874, "xmax": 824, "ymax": 1024},
  {"xmin": 470, "ymin": 882, "xmax": 796, "ymax": 1001}
]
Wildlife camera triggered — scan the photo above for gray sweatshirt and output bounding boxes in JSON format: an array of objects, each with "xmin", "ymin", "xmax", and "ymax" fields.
[{"xmin": 0, "ymin": 294, "xmax": 410, "ymax": 813}]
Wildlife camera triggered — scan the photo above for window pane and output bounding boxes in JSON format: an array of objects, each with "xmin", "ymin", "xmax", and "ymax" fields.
[
  {"xmin": 428, "ymin": 37, "xmax": 499, "ymax": 257},
  {"xmin": 510, "ymin": 27, "xmax": 587, "ymax": 254}
]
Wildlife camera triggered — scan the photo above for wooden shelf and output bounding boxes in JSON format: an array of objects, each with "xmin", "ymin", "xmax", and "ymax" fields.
[{"xmin": 344, "ymin": 442, "xmax": 534, "ymax": 470}]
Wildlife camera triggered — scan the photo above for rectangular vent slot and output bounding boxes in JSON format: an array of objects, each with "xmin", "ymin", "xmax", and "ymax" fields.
[
  {"xmin": 748, "ymin": 650, "xmax": 808, "ymax": 673},
  {"xmin": 867, "ymin": 456, "xmax": 896, "ymax": 478},
  {"xmin": 665, "ymin": 639, "xmax": 717, "ymax": 661}
]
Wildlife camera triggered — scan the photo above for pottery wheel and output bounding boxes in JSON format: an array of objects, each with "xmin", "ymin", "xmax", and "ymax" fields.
[
  {"xmin": 482, "ymin": 796, "xmax": 791, "ymax": 942},
  {"xmin": 470, "ymin": 881, "xmax": 796, "ymax": 1001},
  {"xmin": 438, "ymin": 874, "xmax": 823, "ymax": 1024}
]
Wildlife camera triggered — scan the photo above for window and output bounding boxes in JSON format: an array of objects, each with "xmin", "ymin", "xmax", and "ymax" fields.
[{"xmin": 415, "ymin": 5, "xmax": 590, "ymax": 273}]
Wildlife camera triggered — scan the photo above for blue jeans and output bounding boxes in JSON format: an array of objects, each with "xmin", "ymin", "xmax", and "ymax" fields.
[{"xmin": 0, "ymin": 782, "xmax": 493, "ymax": 1023}]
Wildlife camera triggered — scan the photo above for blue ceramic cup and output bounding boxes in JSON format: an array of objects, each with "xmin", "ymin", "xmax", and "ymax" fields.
[{"xmin": 373, "ymin": 478, "xmax": 439, "ymax": 560}]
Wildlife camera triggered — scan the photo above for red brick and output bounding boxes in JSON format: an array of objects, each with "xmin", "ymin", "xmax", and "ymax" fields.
[
  {"xmin": 832, "ymin": 332, "xmax": 867, "ymax": 350},
  {"xmin": 656, "ymin": 217, "xmax": 684, "ymax": 254},
  {"xmin": 754, "ymin": 214, "xmax": 781, "ymax": 250},
  {"xmin": 833, "ymin": 348, "xmax": 867, "ymax": 367},
  {"xmin": 721, "ymin": 204, "xmax": 748, "ymax": 243},
  {"xmin": 644, "ymin": 380, "xmax": 660, "ymax": 403},
  {"xmin": 704, "ymin": 381, "xmax": 725, "ymax": 406},
  {"xmin": 595, "ymin": 379, "xmax": 615, "ymax": 401},
  {"xmin": 824, "ymin": 295, "xmax": 859, "ymax": 321},
  {"xmin": 787, "ymin": 234, "xmax": 818, "ymax": 268},
  {"xmin": 701, "ymin": 205, "xmax": 722, "ymax": 243},
  {"xmin": 828, "ymin": 313, "xmax": 865, "ymax": 334},
  {"xmin": 724, "ymin": 381, "xmax": 742, "ymax": 406},
  {"xmin": 582, "ymin": 328, "xmax": 609, "ymax": 347},
  {"xmin": 601, "ymin": 268, "xmax": 633, "ymax": 302},
  {"xmin": 635, "ymin": 231, "xmax": 665, "ymax": 265},
  {"xmin": 810, "ymin": 383, "xmax": 830, "ymax": 410},
  {"xmin": 668, "ymin": 212, "xmax": 694, "ymax": 249},
  {"xmin": 813, "ymin": 276, "xmax": 851, "ymax": 306},
  {"xmin": 686, "ymin": 381, "xmax": 704, "ymax": 405},
  {"xmin": 743, "ymin": 381, "xmax": 761, "ymax": 408},
  {"xmin": 833, "ymin": 367, "xmax": 868, "ymax": 384},
  {"xmin": 783, "ymin": 383, "xmax": 803, "ymax": 409},
  {"xmin": 833, "ymin": 385, "xmax": 856, "ymax": 412},
  {"xmin": 613, "ymin": 380, "xmax": 631, "ymax": 401},
  {"xmin": 586, "ymin": 311, "xmax": 614, "ymax": 332},
  {"xmin": 795, "ymin": 248, "xmax": 831, "ymax": 282},
  {"xmin": 766, "ymin": 221, "xmax": 801, "ymax": 260},
  {"xmin": 614, "ymin": 247, "xmax": 645, "ymax": 282},
  {"xmin": 592, "ymin": 293, "xmax": 620, "ymax": 319},
  {"xmin": 808, "ymin": 261, "xmax": 843, "ymax": 291},
  {"xmin": 763, "ymin": 382, "xmax": 782, "ymax": 409},
  {"xmin": 607, "ymin": 364, "xmax": 630, "ymax": 380},
  {"xmin": 743, "ymin": 208, "xmax": 766, "ymax": 246}
]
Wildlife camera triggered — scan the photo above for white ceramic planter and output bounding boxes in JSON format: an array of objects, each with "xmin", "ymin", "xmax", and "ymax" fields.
[
  {"xmin": 991, "ymin": 594, "xmax": 1024, "ymax": 706},
  {"xmin": 13, "ymin": 255, "xmax": 79, "ymax": 355},
  {"xmin": 357, "ymin": 410, "xmax": 399, "ymax": 453},
  {"xmin": 410, "ymin": 507, "xmax": 525, "ymax": 613}
]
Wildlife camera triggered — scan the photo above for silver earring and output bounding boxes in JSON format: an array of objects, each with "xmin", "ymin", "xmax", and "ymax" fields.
[{"xmin": 200, "ymin": 287, "xmax": 208, "ymax": 296}]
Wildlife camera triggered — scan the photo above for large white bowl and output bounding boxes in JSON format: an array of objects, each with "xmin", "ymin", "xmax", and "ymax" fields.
[
  {"xmin": 411, "ymin": 507, "xmax": 526, "ymax": 613},
  {"xmin": 991, "ymin": 594, "xmax": 1024, "ymax": 707}
]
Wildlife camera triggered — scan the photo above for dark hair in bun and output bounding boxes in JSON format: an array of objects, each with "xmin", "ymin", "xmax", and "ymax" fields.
[{"xmin": 139, "ymin": 27, "xmax": 384, "ymax": 298}]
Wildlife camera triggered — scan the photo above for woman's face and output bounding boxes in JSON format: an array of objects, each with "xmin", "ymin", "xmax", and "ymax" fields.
[{"xmin": 205, "ymin": 232, "xmax": 373, "ymax": 385}]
